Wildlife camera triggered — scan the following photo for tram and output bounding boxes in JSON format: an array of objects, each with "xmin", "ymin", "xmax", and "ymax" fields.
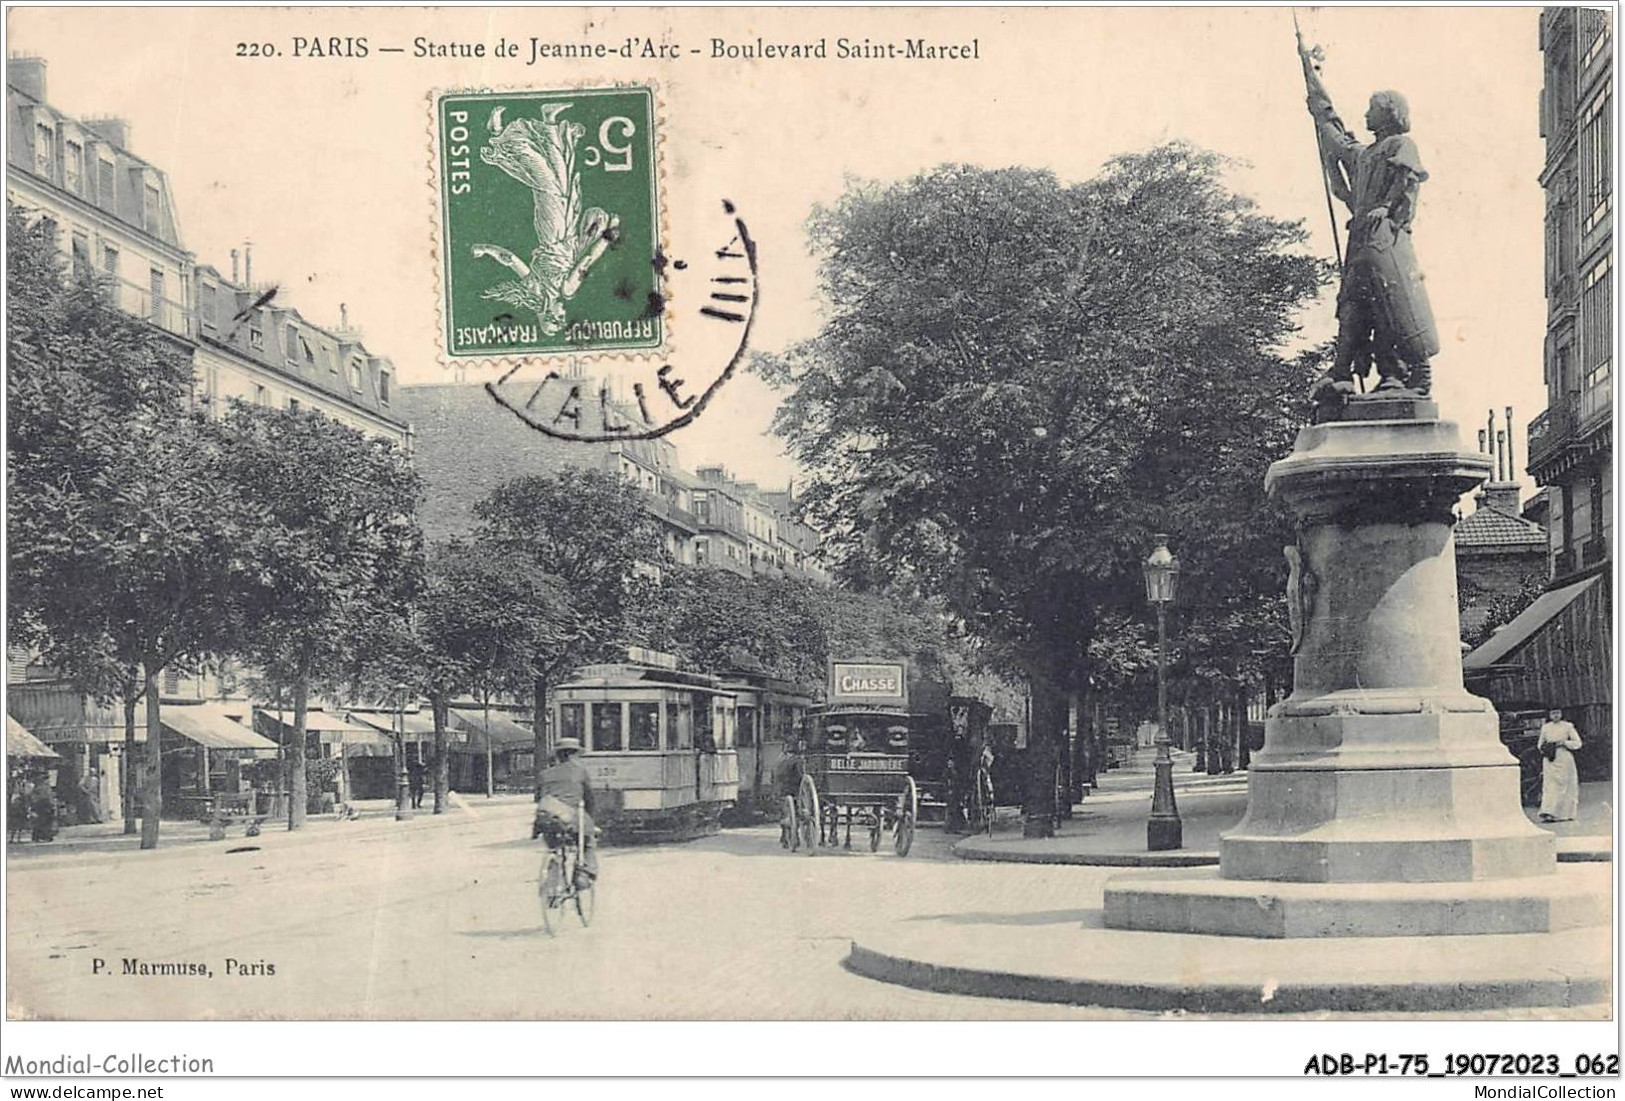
[
  {"xmin": 719, "ymin": 669, "xmax": 816, "ymax": 821},
  {"xmin": 551, "ymin": 648, "xmax": 739, "ymax": 841}
]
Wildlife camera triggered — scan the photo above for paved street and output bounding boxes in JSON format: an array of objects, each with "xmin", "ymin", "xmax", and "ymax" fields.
[{"xmin": 6, "ymin": 799, "xmax": 1170, "ymax": 1021}]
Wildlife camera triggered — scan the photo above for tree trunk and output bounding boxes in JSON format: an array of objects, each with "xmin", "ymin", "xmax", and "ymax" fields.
[
  {"xmin": 121, "ymin": 677, "xmax": 138, "ymax": 835},
  {"xmin": 1060, "ymin": 689, "xmax": 1082, "ymax": 818},
  {"xmin": 484, "ymin": 690, "xmax": 494, "ymax": 799},
  {"xmin": 139, "ymin": 664, "xmax": 162, "ymax": 850},
  {"xmin": 287, "ymin": 677, "xmax": 308, "ymax": 831},
  {"xmin": 532, "ymin": 673, "xmax": 549, "ymax": 802},
  {"xmin": 432, "ymin": 695, "xmax": 449, "ymax": 814},
  {"xmin": 1022, "ymin": 684, "xmax": 1063, "ymax": 839}
]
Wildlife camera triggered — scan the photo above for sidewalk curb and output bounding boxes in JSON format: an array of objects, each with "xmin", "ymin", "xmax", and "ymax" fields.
[
  {"xmin": 844, "ymin": 940, "xmax": 1611, "ymax": 1014},
  {"xmin": 952, "ymin": 838, "xmax": 1220, "ymax": 868}
]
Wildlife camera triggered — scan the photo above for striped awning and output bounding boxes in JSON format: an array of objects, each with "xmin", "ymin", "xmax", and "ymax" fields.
[
  {"xmin": 161, "ymin": 704, "xmax": 278, "ymax": 753},
  {"xmin": 7, "ymin": 717, "xmax": 60, "ymax": 759},
  {"xmin": 255, "ymin": 709, "xmax": 382, "ymax": 744}
]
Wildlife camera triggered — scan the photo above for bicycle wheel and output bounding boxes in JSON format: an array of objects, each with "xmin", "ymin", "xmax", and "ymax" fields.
[
  {"xmin": 895, "ymin": 776, "xmax": 918, "ymax": 857},
  {"xmin": 575, "ymin": 881, "xmax": 595, "ymax": 927},
  {"xmin": 539, "ymin": 853, "xmax": 564, "ymax": 936},
  {"xmin": 781, "ymin": 795, "xmax": 798, "ymax": 851}
]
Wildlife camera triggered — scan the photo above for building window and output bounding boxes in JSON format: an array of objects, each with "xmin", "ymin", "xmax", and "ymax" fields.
[
  {"xmin": 64, "ymin": 139, "xmax": 83, "ymax": 193},
  {"xmin": 379, "ymin": 370, "xmax": 391, "ymax": 404},
  {"xmin": 286, "ymin": 325, "xmax": 300, "ymax": 363},
  {"xmin": 250, "ymin": 327, "xmax": 264, "ymax": 351},
  {"xmin": 1581, "ymin": 254, "xmax": 1612, "ymax": 381},
  {"xmin": 302, "ymin": 337, "xmax": 315, "ymax": 365},
  {"xmin": 254, "ymin": 384, "xmax": 269, "ymax": 407},
  {"xmin": 97, "ymin": 157, "xmax": 115, "ymax": 209},
  {"xmin": 143, "ymin": 184, "xmax": 162, "ymax": 234},
  {"xmin": 288, "ymin": 397, "xmax": 300, "ymax": 414},
  {"xmin": 148, "ymin": 268, "xmax": 164, "ymax": 324},
  {"xmin": 71, "ymin": 231, "xmax": 90, "ymax": 279},
  {"xmin": 629, "ymin": 703, "xmax": 660, "ymax": 751},
  {"xmin": 349, "ymin": 358, "xmax": 364, "ymax": 391},
  {"xmin": 199, "ymin": 283, "xmax": 215, "ymax": 328},
  {"xmin": 102, "ymin": 243, "xmax": 119, "ymax": 280},
  {"xmin": 1581, "ymin": 91, "xmax": 1612, "ymax": 233},
  {"xmin": 1581, "ymin": 9, "xmax": 1609, "ymax": 69},
  {"xmin": 34, "ymin": 122, "xmax": 54, "ymax": 177},
  {"xmin": 591, "ymin": 702, "xmax": 623, "ymax": 752},
  {"xmin": 162, "ymin": 668, "xmax": 181, "ymax": 696}
]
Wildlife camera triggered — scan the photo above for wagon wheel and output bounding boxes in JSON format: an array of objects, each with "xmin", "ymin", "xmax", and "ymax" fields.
[
  {"xmin": 894, "ymin": 776, "xmax": 918, "ymax": 857},
  {"xmin": 797, "ymin": 774, "xmax": 821, "ymax": 855},
  {"xmin": 976, "ymin": 767, "xmax": 996, "ymax": 837},
  {"xmin": 780, "ymin": 795, "xmax": 799, "ymax": 850},
  {"xmin": 869, "ymin": 810, "xmax": 882, "ymax": 852}
]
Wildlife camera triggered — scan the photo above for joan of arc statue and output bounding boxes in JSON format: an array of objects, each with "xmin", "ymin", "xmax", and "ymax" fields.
[{"xmin": 1300, "ymin": 47, "xmax": 1440, "ymax": 402}]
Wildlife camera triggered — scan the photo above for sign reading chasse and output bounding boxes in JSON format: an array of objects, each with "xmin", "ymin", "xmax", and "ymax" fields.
[{"xmin": 829, "ymin": 661, "xmax": 907, "ymax": 705}]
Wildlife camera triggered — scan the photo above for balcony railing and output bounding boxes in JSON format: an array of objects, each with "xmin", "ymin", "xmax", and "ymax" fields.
[
  {"xmin": 95, "ymin": 272, "xmax": 191, "ymax": 338},
  {"xmin": 1526, "ymin": 401, "xmax": 1576, "ymax": 472}
]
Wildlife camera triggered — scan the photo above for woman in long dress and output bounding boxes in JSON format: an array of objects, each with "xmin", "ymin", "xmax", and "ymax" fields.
[{"xmin": 1537, "ymin": 710, "xmax": 1583, "ymax": 823}]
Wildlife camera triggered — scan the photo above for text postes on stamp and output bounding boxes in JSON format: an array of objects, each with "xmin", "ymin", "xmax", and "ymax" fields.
[{"xmin": 436, "ymin": 86, "xmax": 662, "ymax": 360}]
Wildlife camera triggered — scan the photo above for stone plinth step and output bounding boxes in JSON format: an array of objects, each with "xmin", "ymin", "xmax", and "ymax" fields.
[
  {"xmin": 846, "ymin": 914, "xmax": 1611, "ymax": 1014},
  {"xmin": 1102, "ymin": 864, "xmax": 1608, "ymax": 938}
]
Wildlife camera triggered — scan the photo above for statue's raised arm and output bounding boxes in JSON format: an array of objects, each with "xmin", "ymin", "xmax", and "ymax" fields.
[{"xmin": 1296, "ymin": 38, "xmax": 1441, "ymax": 411}]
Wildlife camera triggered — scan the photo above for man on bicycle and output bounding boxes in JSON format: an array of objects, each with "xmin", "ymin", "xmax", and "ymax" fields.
[{"xmin": 533, "ymin": 737, "xmax": 599, "ymax": 882}]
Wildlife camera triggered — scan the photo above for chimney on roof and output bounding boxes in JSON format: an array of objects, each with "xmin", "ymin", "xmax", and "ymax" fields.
[
  {"xmin": 243, "ymin": 243, "xmax": 253, "ymax": 287},
  {"xmin": 230, "ymin": 248, "xmax": 239, "ymax": 284},
  {"xmin": 7, "ymin": 56, "xmax": 47, "ymax": 101},
  {"xmin": 1496, "ymin": 430, "xmax": 1508, "ymax": 481},
  {"xmin": 340, "ymin": 303, "xmax": 349, "ymax": 331},
  {"xmin": 84, "ymin": 117, "xmax": 131, "ymax": 150},
  {"xmin": 1477, "ymin": 428, "xmax": 1487, "ymax": 454},
  {"xmin": 1504, "ymin": 405, "xmax": 1517, "ymax": 482}
]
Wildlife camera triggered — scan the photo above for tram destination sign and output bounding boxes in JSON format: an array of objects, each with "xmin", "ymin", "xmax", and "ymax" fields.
[{"xmin": 828, "ymin": 661, "xmax": 908, "ymax": 706}]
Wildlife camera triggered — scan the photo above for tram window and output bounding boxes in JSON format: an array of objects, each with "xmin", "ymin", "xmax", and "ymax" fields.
[
  {"xmin": 738, "ymin": 706, "xmax": 758, "ymax": 749},
  {"xmin": 558, "ymin": 703, "xmax": 585, "ymax": 747},
  {"xmin": 693, "ymin": 701, "xmax": 715, "ymax": 751},
  {"xmin": 629, "ymin": 703, "xmax": 660, "ymax": 751},
  {"xmin": 666, "ymin": 701, "xmax": 693, "ymax": 749},
  {"xmin": 591, "ymin": 703, "xmax": 624, "ymax": 752}
]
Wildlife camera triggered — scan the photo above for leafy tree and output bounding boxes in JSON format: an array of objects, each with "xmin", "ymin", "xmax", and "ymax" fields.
[
  {"xmin": 1461, "ymin": 567, "xmax": 1549, "ymax": 652},
  {"xmin": 218, "ymin": 403, "xmax": 422, "ymax": 831},
  {"xmin": 473, "ymin": 468, "xmax": 668, "ymax": 792},
  {"xmin": 7, "ymin": 206, "xmax": 248, "ymax": 847},
  {"xmin": 410, "ymin": 539, "xmax": 570, "ymax": 808},
  {"xmin": 755, "ymin": 147, "xmax": 1325, "ymax": 833}
]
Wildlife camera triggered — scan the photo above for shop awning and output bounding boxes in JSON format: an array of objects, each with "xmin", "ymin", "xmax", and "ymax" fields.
[
  {"xmin": 1464, "ymin": 575, "xmax": 1601, "ymax": 672},
  {"xmin": 161, "ymin": 704, "xmax": 279, "ymax": 753},
  {"xmin": 450, "ymin": 708, "xmax": 536, "ymax": 750},
  {"xmin": 7, "ymin": 716, "xmax": 60, "ymax": 759},
  {"xmin": 347, "ymin": 710, "xmax": 454, "ymax": 743},
  {"xmin": 255, "ymin": 709, "xmax": 382, "ymax": 744}
]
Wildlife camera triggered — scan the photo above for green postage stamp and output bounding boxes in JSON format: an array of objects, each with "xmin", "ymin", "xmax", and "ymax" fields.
[{"xmin": 434, "ymin": 86, "xmax": 663, "ymax": 360}]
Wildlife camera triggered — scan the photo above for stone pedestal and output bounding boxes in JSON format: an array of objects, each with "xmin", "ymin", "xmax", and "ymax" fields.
[{"xmin": 1106, "ymin": 414, "xmax": 1566, "ymax": 937}]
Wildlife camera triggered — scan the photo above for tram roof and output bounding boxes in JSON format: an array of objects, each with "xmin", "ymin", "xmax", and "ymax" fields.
[{"xmin": 559, "ymin": 662, "xmax": 729, "ymax": 692}]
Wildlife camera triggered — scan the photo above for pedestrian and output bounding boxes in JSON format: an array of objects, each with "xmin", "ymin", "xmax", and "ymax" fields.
[
  {"xmin": 1537, "ymin": 709, "xmax": 1583, "ymax": 823},
  {"xmin": 408, "ymin": 758, "xmax": 425, "ymax": 810},
  {"xmin": 8, "ymin": 777, "xmax": 32, "ymax": 843},
  {"xmin": 30, "ymin": 780, "xmax": 57, "ymax": 842}
]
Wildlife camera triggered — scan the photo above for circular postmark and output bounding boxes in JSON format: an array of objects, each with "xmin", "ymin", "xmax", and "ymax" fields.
[
  {"xmin": 482, "ymin": 199, "xmax": 758, "ymax": 442},
  {"xmin": 432, "ymin": 84, "xmax": 757, "ymax": 442}
]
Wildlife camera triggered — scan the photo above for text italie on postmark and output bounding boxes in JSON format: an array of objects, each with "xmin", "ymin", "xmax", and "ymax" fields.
[{"xmin": 432, "ymin": 84, "xmax": 758, "ymax": 442}]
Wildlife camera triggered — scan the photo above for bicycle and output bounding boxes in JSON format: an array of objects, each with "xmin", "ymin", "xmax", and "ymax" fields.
[{"xmin": 537, "ymin": 809, "xmax": 596, "ymax": 936}]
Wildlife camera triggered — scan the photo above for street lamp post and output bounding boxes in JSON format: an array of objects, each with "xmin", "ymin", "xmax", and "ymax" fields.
[
  {"xmin": 393, "ymin": 684, "xmax": 412, "ymax": 822},
  {"xmin": 1144, "ymin": 536, "xmax": 1183, "ymax": 851}
]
